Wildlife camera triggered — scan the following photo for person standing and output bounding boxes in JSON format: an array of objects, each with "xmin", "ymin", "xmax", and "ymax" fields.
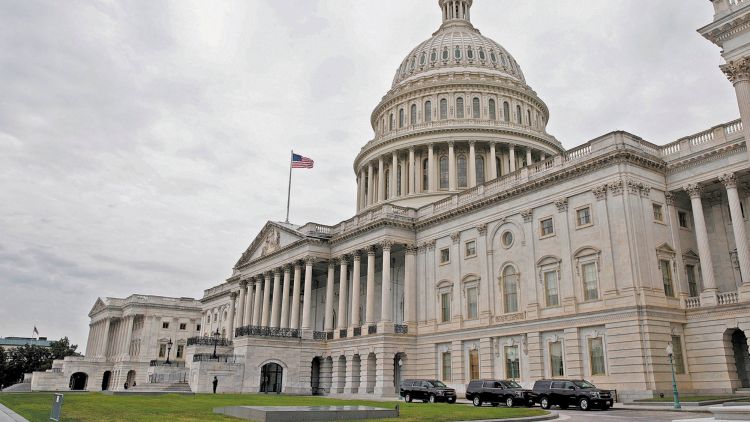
[{"xmin": 212, "ymin": 376, "xmax": 218, "ymax": 394}]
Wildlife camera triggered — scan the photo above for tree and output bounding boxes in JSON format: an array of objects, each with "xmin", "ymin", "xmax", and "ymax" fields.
[
  {"xmin": 4, "ymin": 345, "xmax": 52, "ymax": 385},
  {"xmin": 49, "ymin": 337, "xmax": 79, "ymax": 360},
  {"xmin": 0, "ymin": 347, "xmax": 6, "ymax": 389}
]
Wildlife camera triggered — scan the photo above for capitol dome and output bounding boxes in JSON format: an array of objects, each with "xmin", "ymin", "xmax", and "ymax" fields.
[{"xmin": 353, "ymin": 0, "xmax": 563, "ymax": 212}]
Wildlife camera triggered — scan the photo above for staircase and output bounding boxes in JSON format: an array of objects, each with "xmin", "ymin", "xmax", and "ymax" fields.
[
  {"xmin": 735, "ymin": 388, "xmax": 750, "ymax": 395},
  {"xmin": 108, "ymin": 382, "xmax": 193, "ymax": 395}
]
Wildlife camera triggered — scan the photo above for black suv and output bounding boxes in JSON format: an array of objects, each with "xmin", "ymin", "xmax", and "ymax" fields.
[
  {"xmin": 532, "ymin": 379, "xmax": 613, "ymax": 411},
  {"xmin": 465, "ymin": 379, "xmax": 535, "ymax": 407},
  {"xmin": 400, "ymin": 379, "xmax": 457, "ymax": 403}
]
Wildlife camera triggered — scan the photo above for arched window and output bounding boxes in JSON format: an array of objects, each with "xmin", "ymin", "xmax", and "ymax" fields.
[
  {"xmin": 476, "ymin": 156, "xmax": 485, "ymax": 184},
  {"xmin": 439, "ymin": 156, "xmax": 449, "ymax": 189},
  {"xmin": 424, "ymin": 101, "xmax": 432, "ymax": 122},
  {"xmin": 527, "ymin": 110, "xmax": 532, "ymax": 127},
  {"xmin": 399, "ymin": 109, "xmax": 405, "ymax": 128},
  {"xmin": 409, "ymin": 56, "xmax": 416, "ymax": 71},
  {"xmin": 422, "ymin": 158, "xmax": 429, "ymax": 191},
  {"xmin": 420, "ymin": 52, "xmax": 427, "ymax": 66},
  {"xmin": 430, "ymin": 49, "xmax": 437, "ymax": 63},
  {"xmin": 516, "ymin": 105, "xmax": 522, "ymax": 124},
  {"xmin": 454, "ymin": 46, "xmax": 462, "ymax": 60},
  {"xmin": 489, "ymin": 99, "xmax": 496, "ymax": 120},
  {"xmin": 503, "ymin": 102, "xmax": 510, "ymax": 122},
  {"xmin": 385, "ymin": 169, "xmax": 390, "ymax": 199},
  {"xmin": 440, "ymin": 99, "xmax": 448, "ymax": 120},
  {"xmin": 457, "ymin": 154, "xmax": 468, "ymax": 188},
  {"xmin": 456, "ymin": 97, "xmax": 464, "ymax": 118},
  {"xmin": 490, "ymin": 50, "xmax": 497, "ymax": 63},
  {"xmin": 410, "ymin": 104, "xmax": 417, "ymax": 125},
  {"xmin": 390, "ymin": 113, "xmax": 395, "ymax": 131},
  {"xmin": 472, "ymin": 97, "xmax": 480, "ymax": 118},
  {"xmin": 503, "ymin": 265, "xmax": 519, "ymax": 313},
  {"xmin": 397, "ymin": 164, "xmax": 402, "ymax": 196},
  {"xmin": 442, "ymin": 47, "xmax": 449, "ymax": 61},
  {"xmin": 479, "ymin": 47, "xmax": 486, "ymax": 61},
  {"xmin": 467, "ymin": 46, "xmax": 474, "ymax": 60}
]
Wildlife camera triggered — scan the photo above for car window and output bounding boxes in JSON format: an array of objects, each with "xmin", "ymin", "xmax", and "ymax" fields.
[
  {"xmin": 573, "ymin": 380, "xmax": 596, "ymax": 389},
  {"xmin": 433, "ymin": 380, "xmax": 447, "ymax": 388},
  {"xmin": 563, "ymin": 382, "xmax": 575, "ymax": 389},
  {"xmin": 550, "ymin": 381, "xmax": 564, "ymax": 389},
  {"xmin": 495, "ymin": 382, "xmax": 504, "ymax": 388},
  {"xmin": 503, "ymin": 380, "xmax": 522, "ymax": 388},
  {"xmin": 421, "ymin": 381, "xmax": 431, "ymax": 388}
]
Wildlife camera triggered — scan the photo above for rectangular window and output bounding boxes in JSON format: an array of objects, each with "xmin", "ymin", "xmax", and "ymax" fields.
[
  {"xmin": 589, "ymin": 337, "xmax": 606, "ymax": 375},
  {"xmin": 441, "ymin": 292, "xmax": 451, "ymax": 323},
  {"xmin": 442, "ymin": 352, "xmax": 452, "ymax": 382},
  {"xmin": 196, "ymin": 324, "xmax": 201, "ymax": 332},
  {"xmin": 505, "ymin": 345, "xmax": 520, "ymax": 379},
  {"xmin": 540, "ymin": 218, "xmax": 554, "ymax": 237},
  {"xmin": 671, "ymin": 335, "xmax": 685, "ymax": 374},
  {"xmin": 678, "ymin": 211, "xmax": 689, "ymax": 228},
  {"xmin": 469, "ymin": 349, "xmax": 480, "ymax": 380},
  {"xmin": 686, "ymin": 265, "xmax": 698, "ymax": 297},
  {"xmin": 179, "ymin": 323, "xmax": 187, "ymax": 330},
  {"xmin": 653, "ymin": 203, "xmax": 664, "ymax": 222},
  {"xmin": 550, "ymin": 341, "xmax": 564, "ymax": 377},
  {"xmin": 544, "ymin": 271, "xmax": 559, "ymax": 307},
  {"xmin": 162, "ymin": 322, "xmax": 169, "ymax": 329},
  {"xmin": 582, "ymin": 262, "xmax": 599, "ymax": 301},
  {"xmin": 440, "ymin": 248, "xmax": 450, "ymax": 264},
  {"xmin": 158, "ymin": 344, "xmax": 166, "ymax": 358},
  {"xmin": 660, "ymin": 260, "xmax": 674, "ymax": 297},
  {"xmin": 176, "ymin": 344, "xmax": 184, "ymax": 359},
  {"xmin": 576, "ymin": 207, "xmax": 591, "ymax": 227},
  {"xmin": 465, "ymin": 240, "xmax": 476, "ymax": 258},
  {"xmin": 466, "ymin": 287, "xmax": 478, "ymax": 320}
]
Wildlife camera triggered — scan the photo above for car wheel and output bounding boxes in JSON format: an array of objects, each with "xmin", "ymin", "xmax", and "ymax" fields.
[
  {"xmin": 506, "ymin": 396, "xmax": 515, "ymax": 408},
  {"xmin": 579, "ymin": 397, "xmax": 590, "ymax": 411},
  {"xmin": 429, "ymin": 394, "xmax": 436, "ymax": 404},
  {"xmin": 540, "ymin": 396, "xmax": 551, "ymax": 410},
  {"xmin": 405, "ymin": 393, "xmax": 412, "ymax": 403},
  {"xmin": 472, "ymin": 396, "xmax": 482, "ymax": 407}
]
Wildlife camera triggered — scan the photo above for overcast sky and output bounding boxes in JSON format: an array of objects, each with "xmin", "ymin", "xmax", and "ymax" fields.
[{"xmin": 0, "ymin": 0, "xmax": 739, "ymax": 349}]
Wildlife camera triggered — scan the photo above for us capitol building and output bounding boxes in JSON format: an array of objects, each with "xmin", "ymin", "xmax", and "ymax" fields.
[{"xmin": 29, "ymin": 0, "xmax": 750, "ymax": 401}]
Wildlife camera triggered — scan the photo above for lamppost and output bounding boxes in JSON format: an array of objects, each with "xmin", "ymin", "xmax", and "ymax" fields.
[
  {"xmin": 212, "ymin": 329, "xmax": 221, "ymax": 359},
  {"xmin": 666, "ymin": 343, "xmax": 681, "ymax": 409},
  {"xmin": 165, "ymin": 338, "xmax": 173, "ymax": 365}
]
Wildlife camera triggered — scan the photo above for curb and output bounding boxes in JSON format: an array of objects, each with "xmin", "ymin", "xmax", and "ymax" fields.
[
  {"xmin": 0, "ymin": 403, "xmax": 30, "ymax": 422},
  {"xmin": 456, "ymin": 413, "xmax": 557, "ymax": 422},
  {"xmin": 614, "ymin": 405, "xmax": 711, "ymax": 414}
]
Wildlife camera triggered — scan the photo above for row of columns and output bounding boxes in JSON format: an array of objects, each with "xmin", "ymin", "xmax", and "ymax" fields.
[
  {"xmin": 229, "ymin": 242, "xmax": 419, "ymax": 338},
  {"xmin": 356, "ymin": 141, "xmax": 547, "ymax": 210}
]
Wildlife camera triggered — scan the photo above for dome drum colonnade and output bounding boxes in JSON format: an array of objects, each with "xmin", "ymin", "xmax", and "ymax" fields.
[{"xmin": 354, "ymin": 0, "xmax": 563, "ymax": 211}]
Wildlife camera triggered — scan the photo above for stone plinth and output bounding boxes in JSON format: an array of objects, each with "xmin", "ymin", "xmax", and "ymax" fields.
[{"xmin": 213, "ymin": 406, "xmax": 399, "ymax": 422}]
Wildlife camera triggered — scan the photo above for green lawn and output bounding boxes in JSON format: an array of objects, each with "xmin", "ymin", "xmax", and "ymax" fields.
[
  {"xmin": 634, "ymin": 395, "xmax": 750, "ymax": 403},
  {"xmin": 0, "ymin": 393, "xmax": 547, "ymax": 422}
]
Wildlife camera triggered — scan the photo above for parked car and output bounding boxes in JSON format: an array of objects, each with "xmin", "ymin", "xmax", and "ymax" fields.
[
  {"xmin": 532, "ymin": 379, "xmax": 613, "ymax": 411},
  {"xmin": 465, "ymin": 379, "xmax": 535, "ymax": 407},
  {"xmin": 399, "ymin": 379, "xmax": 457, "ymax": 403}
]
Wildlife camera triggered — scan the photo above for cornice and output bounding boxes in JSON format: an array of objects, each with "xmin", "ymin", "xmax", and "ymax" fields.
[{"xmin": 665, "ymin": 140, "xmax": 746, "ymax": 174}]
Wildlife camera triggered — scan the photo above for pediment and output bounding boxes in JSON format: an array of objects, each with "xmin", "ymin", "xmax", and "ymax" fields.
[
  {"xmin": 656, "ymin": 243, "xmax": 676, "ymax": 255},
  {"xmin": 682, "ymin": 249, "xmax": 699, "ymax": 260},
  {"xmin": 88, "ymin": 298, "xmax": 107, "ymax": 317},
  {"xmin": 234, "ymin": 222, "xmax": 305, "ymax": 268}
]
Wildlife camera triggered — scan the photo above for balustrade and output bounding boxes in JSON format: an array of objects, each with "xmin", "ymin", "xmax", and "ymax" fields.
[
  {"xmin": 234, "ymin": 325, "xmax": 300, "ymax": 339},
  {"xmin": 186, "ymin": 336, "xmax": 233, "ymax": 347}
]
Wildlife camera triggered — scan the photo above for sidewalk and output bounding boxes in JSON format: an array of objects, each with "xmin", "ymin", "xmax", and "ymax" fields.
[
  {"xmin": 0, "ymin": 404, "xmax": 28, "ymax": 422},
  {"xmin": 613, "ymin": 402, "xmax": 712, "ymax": 413}
]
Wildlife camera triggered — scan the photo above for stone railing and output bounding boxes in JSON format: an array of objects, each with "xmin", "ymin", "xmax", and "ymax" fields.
[
  {"xmin": 149, "ymin": 360, "xmax": 186, "ymax": 368},
  {"xmin": 658, "ymin": 119, "xmax": 743, "ymax": 161},
  {"xmin": 192, "ymin": 353, "xmax": 244, "ymax": 363},
  {"xmin": 203, "ymin": 283, "xmax": 234, "ymax": 300},
  {"xmin": 685, "ymin": 297, "xmax": 701, "ymax": 309},
  {"xmin": 234, "ymin": 325, "xmax": 300, "ymax": 339},
  {"xmin": 719, "ymin": 291, "xmax": 740, "ymax": 305},
  {"xmin": 186, "ymin": 336, "xmax": 233, "ymax": 347}
]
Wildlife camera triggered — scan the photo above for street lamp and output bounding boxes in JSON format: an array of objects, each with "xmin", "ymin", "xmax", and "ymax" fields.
[
  {"xmin": 212, "ymin": 329, "xmax": 221, "ymax": 359},
  {"xmin": 666, "ymin": 343, "xmax": 681, "ymax": 409},
  {"xmin": 165, "ymin": 338, "xmax": 173, "ymax": 365}
]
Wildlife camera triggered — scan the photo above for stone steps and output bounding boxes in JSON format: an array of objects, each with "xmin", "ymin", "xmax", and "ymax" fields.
[
  {"xmin": 128, "ymin": 382, "xmax": 192, "ymax": 392},
  {"xmin": 0, "ymin": 383, "xmax": 31, "ymax": 393}
]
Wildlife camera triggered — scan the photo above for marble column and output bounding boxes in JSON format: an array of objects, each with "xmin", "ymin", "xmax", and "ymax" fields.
[
  {"xmin": 365, "ymin": 246, "xmax": 377, "ymax": 326},
  {"xmin": 280, "ymin": 265, "xmax": 292, "ymax": 329},
  {"xmin": 380, "ymin": 241, "xmax": 393, "ymax": 323},
  {"xmin": 722, "ymin": 59, "xmax": 750, "ymax": 163},
  {"xmin": 351, "ymin": 252, "xmax": 362, "ymax": 328},
  {"xmin": 252, "ymin": 278, "xmax": 263, "ymax": 326},
  {"xmin": 448, "ymin": 141, "xmax": 456, "ymax": 190},
  {"xmin": 540, "ymin": 152, "xmax": 546, "ymax": 161},
  {"xmin": 237, "ymin": 280, "xmax": 247, "ymax": 327},
  {"xmin": 324, "ymin": 261, "xmax": 336, "ymax": 332},
  {"xmin": 391, "ymin": 153, "xmax": 398, "ymax": 198},
  {"xmin": 509, "ymin": 144, "xmax": 516, "ymax": 172},
  {"xmin": 337, "ymin": 256, "xmax": 349, "ymax": 331},
  {"xmin": 270, "ymin": 269, "xmax": 282, "ymax": 328},
  {"xmin": 526, "ymin": 147, "xmax": 533, "ymax": 166},
  {"xmin": 359, "ymin": 170, "xmax": 365, "ymax": 210},
  {"xmin": 290, "ymin": 263, "xmax": 302, "ymax": 330},
  {"xmin": 122, "ymin": 316, "xmax": 134, "ymax": 358},
  {"xmin": 400, "ymin": 155, "xmax": 408, "ymax": 196},
  {"xmin": 228, "ymin": 292, "xmax": 237, "ymax": 338},
  {"xmin": 404, "ymin": 244, "xmax": 417, "ymax": 325},
  {"xmin": 684, "ymin": 184, "xmax": 718, "ymax": 293},
  {"xmin": 428, "ymin": 143, "xmax": 435, "ymax": 192},
  {"xmin": 367, "ymin": 163, "xmax": 374, "ymax": 206},
  {"xmin": 261, "ymin": 272, "xmax": 272, "ymax": 327},
  {"xmin": 469, "ymin": 141, "xmax": 476, "ymax": 187},
  {"xmin": 489, "ymin": 142, "xmax": 497, "ymax": 180},
  {"xmin": 244, "ymin": 281, "xmax": 254, "ymax": 328},
  {"xmin": 301, "ymin": 257, "xmax": 315, "ymax": 330},
  {"xmin": 409, "ymin": 147, "xmax": 416, "ymax": 194},
  {"xmin": 377, "ymin": 156, "xmax": 385, "ymax": 203},
  {"xmin": 721, "ymin": 173, "xmax": 750, "ymax": 284}
]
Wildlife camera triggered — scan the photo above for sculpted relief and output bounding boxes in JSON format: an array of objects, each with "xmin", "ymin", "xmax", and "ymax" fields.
[{"xmin": 261, "ymin": 228, "xmax": 281, "ymax": 256}]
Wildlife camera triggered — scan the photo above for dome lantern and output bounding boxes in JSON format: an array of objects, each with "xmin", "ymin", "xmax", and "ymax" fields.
[{"xmin": 439, "ymin": 0, "xmax": 473, "ymax": 25}]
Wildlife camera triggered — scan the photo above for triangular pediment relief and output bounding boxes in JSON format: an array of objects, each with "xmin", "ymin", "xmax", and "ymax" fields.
[
  {"xmin": 656, "ymin": 243, "xmax": 676, "ymax": 255},
  {"xmin": 88, "ymin": 298, "xmax": 107, "ymax": 317},
  {"xmin": 682, "ymin": 249, "xmax": 699, "ymax": 260},
  {"xmin": 234, "ymin": 221, "xmax": 305, "ymax": 268}
]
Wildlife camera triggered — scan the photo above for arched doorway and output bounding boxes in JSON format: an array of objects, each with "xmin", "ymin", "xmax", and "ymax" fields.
[
  {"xmin": 366, "ymin": 353, "xmax": 376, "ymax": 394},
  {"xmin": 336, "ymin": 356, "xmax": 346, "ymax": 394},
  {"xmin": 126, "ymin": 370, "xmax": 136, "ymax": 389},
  {"xmin": 101, "ymin": 371, "xmax": 111, "ymax": 391},
  {"xmin": 260, "ymin": 363, "xmax": 283, "ymax": 393},
  {"xmin": 311, "ymin": 357, "xmax": 322, "ymax": 395},
  {"xmin": 69, "ymin": 372, "xmax": 87, "ymax": 391},
  {"xmin": 732, "ymin": 329, "xmax": 750, "ymax": 388}
]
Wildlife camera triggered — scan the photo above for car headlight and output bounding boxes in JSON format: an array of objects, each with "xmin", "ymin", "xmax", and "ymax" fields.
[{"xmin": 590, "ymin": 392, "xmax": 600, "ymax": 399}]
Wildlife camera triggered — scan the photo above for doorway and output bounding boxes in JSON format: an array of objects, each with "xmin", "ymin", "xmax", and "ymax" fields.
[
  {"xmin": 260, "ymin": 363, "xmax": 283, "ymax": 393},
  {"xmin": 732, "ymin": 329, "xmax": 750, "ymax": 388}
]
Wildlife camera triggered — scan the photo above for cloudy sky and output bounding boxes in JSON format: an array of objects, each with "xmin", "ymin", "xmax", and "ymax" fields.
[{"xmin": 0, "ymin": 0, "xmax": 739, "ymax": 349}]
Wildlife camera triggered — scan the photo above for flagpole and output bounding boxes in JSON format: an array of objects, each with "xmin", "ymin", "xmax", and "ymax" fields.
[{"xmin": 285, "ymin": 150, "xmax": 293, "ymax": 223}]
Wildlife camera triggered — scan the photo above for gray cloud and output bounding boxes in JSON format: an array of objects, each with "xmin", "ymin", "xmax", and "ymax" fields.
[{"xmin": 0, "ymin": 0, "xmax": 737, "ymax": 347}]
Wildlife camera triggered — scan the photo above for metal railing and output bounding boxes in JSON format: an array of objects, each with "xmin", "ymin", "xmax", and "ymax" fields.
[
  {"xmin": 149, "ymin": 360, "xmax": 185, "ymax": 368},
  {"xmin": 394, "ymin": 324, "xmax": 409, "ymax": 334},
  {"xmin": 368, "ymin": 325, "xmax": 378, "ymax": 335},
  {"xmin": 339, "ymin": 329, "xmax": 348, "ymax": 338},
  {"xmin": 149, "ymin": 373, "xmax": 187, "ymax": 384},
  {"xmin": 353, "ymin": 327, "xmax": 362, "ymax": 337},
  {"xmin": 313, "ymin": 331, "xmax": 328, "ymax": 341},
  {"xmin": 192, "ymin": 353, "xmax": 244, "ymax": 363},
  {"xmin": 235, "ymin": 325, "xmax": 300, "ymax": 339},
  {"xmin": 186, "ymin": 336, "xmax": 233, "ymax": 347}
]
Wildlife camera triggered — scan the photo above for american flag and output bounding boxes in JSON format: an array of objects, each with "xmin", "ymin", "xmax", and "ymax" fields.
[{"xmin": 291, "ymin": 153, "xmax": 314, "ymax": 169}]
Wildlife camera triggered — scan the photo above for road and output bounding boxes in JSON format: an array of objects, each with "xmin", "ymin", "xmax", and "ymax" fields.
[{"xmin": 553, "ymin": 408, "xmax": 707, "ymax": 422}]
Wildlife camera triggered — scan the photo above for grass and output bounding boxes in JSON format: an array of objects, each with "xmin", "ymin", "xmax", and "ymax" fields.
[
  {"xmin": 0, "ymin": 393, "xmax": 547, "ymax": 422},
  {"xmin": 634, "ymin": 395, "xmax": 750, "ymax": 403}
]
